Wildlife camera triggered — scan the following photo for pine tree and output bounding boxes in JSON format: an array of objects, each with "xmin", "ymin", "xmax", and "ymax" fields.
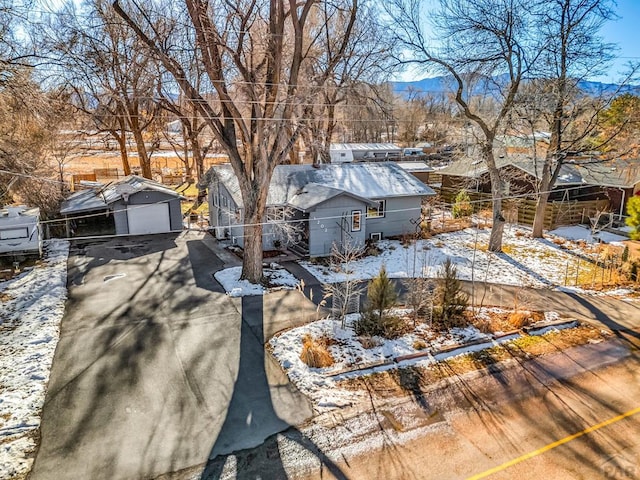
[
  {"xmin": 355, "ymin": 265, "xmax": 402, "ymax": 338},
  {"xmin": 434, "ymin": 258, "xmax": 468, "ymax": 329},
  {"xmin": 452, "ymin": 190, "xmax": 473, "ymax": 218},
  {"xmin": 625, "ymin": 196, "xmax": 640, "ymax": 241},
  {"xmin": 367, "ymin": 265, "xmax": 397, "ymax": 322}
]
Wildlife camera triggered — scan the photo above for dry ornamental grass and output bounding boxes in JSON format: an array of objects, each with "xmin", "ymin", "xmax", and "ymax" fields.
[{"xmin": 299, "ymin": 334, "xmax": 334, "ymax": 368}]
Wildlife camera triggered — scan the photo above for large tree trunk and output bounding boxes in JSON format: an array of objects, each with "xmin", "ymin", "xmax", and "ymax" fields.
[
  {"xmin": 115, "ymin": 130, "xmax": 131, "ymax": 176},
  {"xmin": 241, "ymin": 204, "xmax": 265, "ymax": 283},
  {"xmin": 485, "ymin": 146, "xmax": 505, "ymax": 252},
  {"xmin": 532, "ymin": 154, "xmax": 553, "ymax": 237},
  {"xmin": 131, "ymin": 126, "xmax": 152, "ymax": 179}
]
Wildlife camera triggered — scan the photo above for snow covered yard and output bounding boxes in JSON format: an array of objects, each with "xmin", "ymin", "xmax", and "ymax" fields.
[
  {"xmin": 269, "ymin": 309, "xmax": 595, "ymax": 413},
  {"xmin": 0, "ymin": 240, "xmax": 69, "ymax": 479},
  {"xmin": 299, "ymin": 225, "xmax": 633, "ymax": 294},
  {"xmin": 214, "ymin": 263, "xmax": 299, "ymax": 296}
]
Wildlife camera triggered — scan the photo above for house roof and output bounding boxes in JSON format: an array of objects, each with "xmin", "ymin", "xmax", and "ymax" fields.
[
  {"xmin": 60, "ymin": 176, "xmax": 184, "ymax": 215},
  {"xmin": 396, "ymin": 161, "xmax": 434, "ymax": 173},
  {"xmin": 439, "ymin": 155, "xmax": 640, "ymax": 188},
  {"xmin": 210, "ymin": 162, "xmax": 435, "ymax": 209},
  {"xmin": 330, "ymin": 143, "xmax": 402, "ymax": 152},
  {"xmin": 288, "ymin": 183, "xmax": 378, "ymax": 212}
]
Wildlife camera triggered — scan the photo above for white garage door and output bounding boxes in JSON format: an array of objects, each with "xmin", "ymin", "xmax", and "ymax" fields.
[{"xmin": 127, "ymin": 203, "xmax": 171, "ymax": 235}]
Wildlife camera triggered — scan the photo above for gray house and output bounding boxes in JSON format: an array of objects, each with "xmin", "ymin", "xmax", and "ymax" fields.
[
  {"xmin": 208, "ymin": 162, "xmax": 436, "ymax": 257},
  {"xmin": 0, "ymin": 206, "xmax": 42, "ymax": 257},
  {"xmin": 60, "ymin": 176, "xmax": 184, "ymax": 237}
]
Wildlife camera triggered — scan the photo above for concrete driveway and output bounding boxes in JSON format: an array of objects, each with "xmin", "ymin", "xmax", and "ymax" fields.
[{"xmin": 30, "ymin": 231, "xmax": 314, "ymax": 480}]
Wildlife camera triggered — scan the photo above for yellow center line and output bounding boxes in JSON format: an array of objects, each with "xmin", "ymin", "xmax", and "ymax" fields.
[{"xmin": 466, "ymin": 406, "xmax": 640, "ymax": 480}]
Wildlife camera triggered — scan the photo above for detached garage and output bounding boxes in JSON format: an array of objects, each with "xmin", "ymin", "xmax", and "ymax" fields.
[{"xmin": 60, "ymin": 176, "xmax": 184, "ymax": 238}]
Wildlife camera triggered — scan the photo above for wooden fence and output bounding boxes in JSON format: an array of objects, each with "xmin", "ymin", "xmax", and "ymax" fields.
[
  {"xmin": 94, "ymin": 168, "xmax": 120, "ymax": 179},
  {"xmin": 70, "ymin": 173, "xmax": 97, "ymax": 191},
  {"xmin": 438, "ymin": 187, "xmax": 610, "ymax": 230}
]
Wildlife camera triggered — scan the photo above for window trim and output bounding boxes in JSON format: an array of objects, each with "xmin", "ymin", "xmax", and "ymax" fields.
[
  {"xmin": 351, "ymin": 210, "xmax": 362, "ymax": 232},
  {"xmin": 370, "ymin": 232, "xmax": 382, "ymax": 241},
  {"xmin": 366, "ymin": 199, "xmax": 386, "ymax": 218}
]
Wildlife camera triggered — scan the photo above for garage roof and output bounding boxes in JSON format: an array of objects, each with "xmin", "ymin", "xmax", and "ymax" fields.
[{"xmin": 60, "ymin": 176, "xmax": 185, "ymax": 215}]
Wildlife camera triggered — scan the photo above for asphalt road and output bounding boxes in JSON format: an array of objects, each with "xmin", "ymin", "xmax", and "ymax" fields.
[
  {"xmin": 298, "ymin": 347, "xmax": 640, "ymax": 480},
  {"xmin": 30, "ymin": 232, "xmax": 315, "ymax": 480}
]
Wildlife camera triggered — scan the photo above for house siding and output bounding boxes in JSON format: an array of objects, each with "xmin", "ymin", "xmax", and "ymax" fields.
[
  {"xmin": 209, "ymin": 183, "xmax": 240, "ymax": 241},
  {"xmin": 112, "ymin": 190, "xmax": 182, "ymax": 235},
  {"xmin": 365, "ymin": 196, "xmax": 423, "ymax": 239},
  {"xmin": 308, "ymin": 196, "xmax": 368, "ymax": 257}
]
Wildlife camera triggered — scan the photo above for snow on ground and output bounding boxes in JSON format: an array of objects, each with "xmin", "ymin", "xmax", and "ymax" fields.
[
  {"xmin": 299, "ymin": 225, "xmax": 624, "ymax": 292},
  {"xmin": 550, "ymin": 225, "xmax": 628, "ymax": 245},
  {"xmin": 270, "ymin": 307, "xmax": 568, "ymax": 412},
  {"xmin": 214, "ymin": 263, "xmax": 299, "ymax": 296},
  {"xmin": 269, "ymin": 313, "xmax": 489, "ymax": 412},
  {"xmin": 0, "ymin": 240, "xmax": 69, "ymax": 479}
]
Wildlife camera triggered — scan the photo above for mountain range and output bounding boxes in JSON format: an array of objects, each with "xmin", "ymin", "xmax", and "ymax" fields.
[{"xmin": 390, "ymin": 75, "xmax": 640, "ymax": 98}]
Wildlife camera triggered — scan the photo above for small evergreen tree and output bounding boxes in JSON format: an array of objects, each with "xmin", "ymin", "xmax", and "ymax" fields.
[
  {"xmin": 452, "ymin": 190, "xmax": 473, "ymax": 218},
  {"xmin": 355, "ymin": 265, "xmax": 403, "ymax": 338},
  {"xmin": 367, "ymin": 265, "xmax": 397, "ymax": 322},
  {"xmin": 434, "ymin": 258, "xmax": 468, "ymax": 329},
  {"xmin": 625, "ymin": 196, "xmax": 640, "ymax": 240},
  {"xmin": 622, "ymin": 245, "xmax": 630, "ymax": 263}
]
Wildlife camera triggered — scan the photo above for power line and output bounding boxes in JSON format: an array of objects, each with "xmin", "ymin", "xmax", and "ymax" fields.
[{"xmin": 0, "ymin": 164, "xmax": 625, "ymax": 232}]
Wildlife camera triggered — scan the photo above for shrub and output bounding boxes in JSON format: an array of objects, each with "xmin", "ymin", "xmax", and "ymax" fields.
[
  {"xmin": 508, "ymin": 312, "xmax": 532, "ymax": 329},
  {"xmin": 626, "ymin": 196, "xmax": 640, "ymax": 240},
  {"xmin": 433, "ymin": 258, "xmax": 469, "ymax": 330},
  {"xmin": 413, "ymin": 339, "xmax": 428, "ymax": 350},
  {"xmin": 354, "ymin": 312, "xmax": 407, "ymax": 339},
  {"xmin": 629, "ymin": 260, "xmax": 640, "ymax": 282},
  {"xmin": 452, "ymin": 190, "xmax": 473, "ymax": 218},
  {"xmin": 622, "ymin": 245, "xmax": 630, "ymax": 263},
  {"xmin": 359, "ymin": 336, "xmax": 382, "ymax": 349},
  {"xmin": 300, "ymin": 334, "xmax": 334, "ymax": 368}
]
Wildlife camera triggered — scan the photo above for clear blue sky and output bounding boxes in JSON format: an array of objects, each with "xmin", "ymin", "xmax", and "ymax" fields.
[
  {"xmin": 399, "ymin": 0, "xmax": 639, "ymax": 84},
  {"xmin": 600, "ymin": 0, "xmax": 640, "ymax": 82}
]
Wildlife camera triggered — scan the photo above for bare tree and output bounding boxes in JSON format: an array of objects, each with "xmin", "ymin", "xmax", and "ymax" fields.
[
  {"xmin": 0, "ymin": 70, "xmax": 65, "ymax": 216},
  {"xmin": 114, "ymin": 0, "xmax": 359, "ymax": 282},
  {"xmin": 302, "ymin": 4, "xmax": 396, "ymax": 163},
  {"xmin": 527, "ymin": 0, "xmax": 629, "ymax": 237},
  {"xmin": 387, "ymin": 0, "xmax": 535, "ymax": 252},
  {"xmin": 323, "ymin": 241, "xmax": 365, "ymax": 327},
  {"xmin": 48, "ymin": 0, "xmax": 161, "ymax": 179}
]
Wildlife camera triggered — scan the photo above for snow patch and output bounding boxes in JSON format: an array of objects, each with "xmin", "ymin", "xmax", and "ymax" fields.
[
  {"xmin": 214, "ymin": 263, "xmax": 299, "ymax": 296},
  {"xmin": 0, "ymin": 240, "xmax": 69, "ymax": 479}
]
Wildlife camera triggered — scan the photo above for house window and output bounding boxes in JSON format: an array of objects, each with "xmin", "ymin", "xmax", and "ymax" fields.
[
  {"xmin": 222, "ymin": 195, "xmax": 227, "ymax": 207},
  {"xmin": 0, "ymin": 228, "xmax": 28, "ymax": 240},
  {"xmin": 370, "ymin": 232, "xmax": 382, "ymax": 241},
  {"xmin": 351, "ymin": 210, "xmax": 362, "ymax": 231},
  {"xmin": 367, "ymin": 200, "xmax": 386, "ymax": 218}
]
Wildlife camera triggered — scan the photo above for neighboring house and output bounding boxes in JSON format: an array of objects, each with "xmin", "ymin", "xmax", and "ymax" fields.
[
  {"xmin": 439, "ymin": 155, "xmax": 640, "ymax": 226},
  {"xmin": 60, "ymin": 176, "xmax": 184, "ymax": 237},
  {"xmin": 208, "ymin": 162, "xmax": 436, "ymax": 257},
  {"xmin": 396, "ymin": 161, "xmax": 434, "ymax": 185},
  {"xmin": 329, "ymin": 143, "xmax": 403, "ymax": 163},
  {"xmin": 0, "ymin": 206, "xmax": 42, "ymax": 257},
  {"xmin": 439, "ymin": 155, "xmax": 608, "ymax": 202}
]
